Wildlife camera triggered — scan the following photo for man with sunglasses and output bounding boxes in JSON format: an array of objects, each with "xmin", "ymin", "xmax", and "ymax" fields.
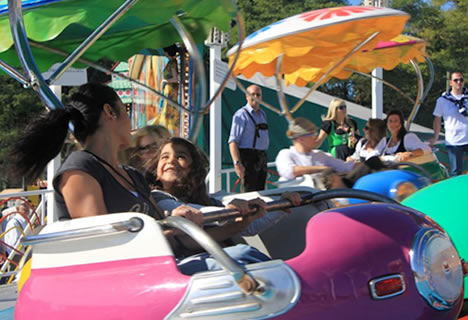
[
  {"xmin": 275, "ymin": 117, "xmax": 354, "ymax": 181},
  {"xmin": 229, "ymin": 85, "xmax": 269, "ymax": 192},
  {"xmin": 430, "ymin": 71, "xmax": 468, "ymax": 176}
]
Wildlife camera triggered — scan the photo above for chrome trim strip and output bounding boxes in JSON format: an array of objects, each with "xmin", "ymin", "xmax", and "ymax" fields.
[
  {"xmin": 405, "ymin": 59, "xmax": 424, "ymax": 130},
  {"xmin": 161, "ymin": 216, "xmax": 247, "ymax": 284},
  {"xmin": 369, "ymin": 274, "xmax": 406, "ymax": 300},
  {"xmin": 275, "ymin": 54, "xmax": 293, "ymax": 121},
  {"xmin": 8, "ymin": 0, "xmax": 64, "ymax": 110},
  {"xmin": 0, "ymin": 59, "xmax": 28, "ymax": 86},
  {"xmin": 410, "ymin": 227, "xmax": 463, "ymax": 310},
  {"xmin": 180, "ymin": 302, "xmax": 261, "ymax": 318},
  {"xmin": 20, "ymin": 217, "xmax": 144, "ymax": 245},
  {"xmin": 166, "ymin": 260, "xmax": 301, "ymax": 320}
]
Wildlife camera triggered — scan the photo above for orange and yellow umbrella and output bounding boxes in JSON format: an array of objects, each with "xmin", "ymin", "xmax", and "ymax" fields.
[
  {"xmin": 227, "ymin": 6, "xmax": 417, "ymax": 87},
  {"xmin": 287, "ymin": 34, "xmax": 427, "ymax": 86}
]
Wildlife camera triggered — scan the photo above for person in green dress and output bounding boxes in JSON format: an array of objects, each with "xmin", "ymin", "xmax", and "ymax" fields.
[{"xmin": 316, "ymin": 98, "xmax": 360, "ymax": 160}]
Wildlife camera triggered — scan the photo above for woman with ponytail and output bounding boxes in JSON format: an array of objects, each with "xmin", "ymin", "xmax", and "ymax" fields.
[
  {"xmin": 9, "ymin": 83, "xmax": 201, "ymax": 226},
  {"xmin": 8, "ymin": 83, "xmax": 270, "ymax": 274}
]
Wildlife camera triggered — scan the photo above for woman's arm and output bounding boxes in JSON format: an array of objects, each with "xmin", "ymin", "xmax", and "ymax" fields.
[
  {"xmin": 347, "ymin": 139, "xmax": 363, "ymax": 162},
  {"xmin": 315, "ymin": 129, "xmax": 328, "ymax": 148},
  {"xmin": 394, "ymin": 133, "xmax": 431, "ymax": 161},
  {"xmin": 59, "ymin": 170, "xmax": 108, "ymax": 218}
]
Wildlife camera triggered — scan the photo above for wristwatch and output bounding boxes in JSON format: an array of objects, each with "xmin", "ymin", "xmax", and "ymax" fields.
[{"xmin": 234, "ymin": 160, "xmax": 241, "ymax": 166}]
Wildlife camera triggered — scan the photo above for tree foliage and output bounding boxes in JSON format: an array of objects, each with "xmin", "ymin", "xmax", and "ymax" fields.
[{"xmin": 0, "ymin": 76, "xmax": 44, "ymax": 189}]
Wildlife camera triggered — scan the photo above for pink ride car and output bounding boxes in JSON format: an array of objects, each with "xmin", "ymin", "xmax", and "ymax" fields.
[{"xmin": 15, "ymin": 189, "xmax": 466, "ymax": 319}]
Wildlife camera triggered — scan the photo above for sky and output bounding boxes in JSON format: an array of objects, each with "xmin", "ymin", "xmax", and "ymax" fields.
[{"xmin": 348, "ymin": 0, "xmax": 362, "ymax": 4}]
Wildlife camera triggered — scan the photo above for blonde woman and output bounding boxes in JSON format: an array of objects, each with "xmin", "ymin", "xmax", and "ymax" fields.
[
  {"xmin": 122, "ymin": 125, "xmax": 171, "ymax": 185},
  {"xmin": 316, "ymin": 98, "xmax": 359, "ymax": 160},
  {"xmin": 127, "ymin": 125, "xmax": 171, "ymax": 170}
]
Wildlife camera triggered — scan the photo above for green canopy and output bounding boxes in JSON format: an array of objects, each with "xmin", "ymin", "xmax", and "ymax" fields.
[{"xmin": 0, "ymin": 0, "xmax": 235, "ymax": 71}]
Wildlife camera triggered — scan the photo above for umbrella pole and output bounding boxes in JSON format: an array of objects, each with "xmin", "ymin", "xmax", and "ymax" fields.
[{"xmin": 290, "ymin": 31, "xmax": 380, "ymax": 114}]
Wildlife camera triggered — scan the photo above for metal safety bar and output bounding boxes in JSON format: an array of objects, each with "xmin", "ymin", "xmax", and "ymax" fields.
[
  {"xmin": 20, "ymin": 217, "xmax": 144, "ymax": 246},
  {"xmin": 202, "ymin": 188, "xmax": 398, "ymax": 224},
  {"xmin": 161, "ymin": 216, "xmax": 263, "ymax": 295}
]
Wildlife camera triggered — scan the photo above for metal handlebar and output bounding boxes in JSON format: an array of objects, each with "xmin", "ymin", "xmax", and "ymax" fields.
[
  {"xmin": 202, "ymin": 189, "xmax": 398, "ymax": 224},
  {"xmin": 160, "ymin": 216, "xmax": 262, "ymax": 295},
  {"xmin": 20, "ymin": 217, "xmax": 144, "ymax": 246}
]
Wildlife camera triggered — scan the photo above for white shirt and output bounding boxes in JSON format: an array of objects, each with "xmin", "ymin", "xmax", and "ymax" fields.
[
  {"xmin": 275, "ymin": 146, "xmax": 354, "ymax": 180},
  {"xmin": 1, "ymin": 207, "xmax": 28, "ymax": 254},
  {"xmin": 433, "ymin": 95, "xmax": 468, "ymax": 146},
  {"xmin": 383, "ymin": 133, "xmax": 431, "ymax": 155},
  {"xmin": 350, "ymin": 137, "xmax": 386, "ymax": 161}
]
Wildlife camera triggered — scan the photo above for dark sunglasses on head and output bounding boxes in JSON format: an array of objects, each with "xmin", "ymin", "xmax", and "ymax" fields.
[
  {"xmin": 337, "ymin": 105, "xmax": 346, "ymax": 110},
  {"xmin": 452, "ymin": 78, "xmax": 464, "ymax": 83},
  {"xmin": 138, "ymin": 142, "xmax": 159, "ymax": 152}
]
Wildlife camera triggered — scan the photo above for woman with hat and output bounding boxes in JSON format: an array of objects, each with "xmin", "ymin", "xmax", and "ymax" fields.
[{"xmin": 275, "ymin": 117, "xmax": 355, "ymax": 181}]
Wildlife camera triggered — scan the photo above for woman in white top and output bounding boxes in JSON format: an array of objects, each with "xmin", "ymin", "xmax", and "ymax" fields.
[
  {"xmin": 383, "ymin": 110, "xmax": 431, "ymax": 161},
  {"xmin": 347, "ymin": 118, "xmax": 387, "ymax": 162}
]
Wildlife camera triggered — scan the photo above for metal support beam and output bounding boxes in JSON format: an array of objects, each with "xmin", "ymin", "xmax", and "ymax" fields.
[
  {"xmin": 372, "ymin": 67, "xmax": 383, "ymax": 118},
  {"xmin": 208, "ymin": 46, "xmax": 222, "ymax": 192}
]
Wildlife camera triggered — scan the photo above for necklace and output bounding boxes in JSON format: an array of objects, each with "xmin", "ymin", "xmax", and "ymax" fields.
[{"xmin": 82, "ymin": 150, "xmax": 165, "ymax": 220}]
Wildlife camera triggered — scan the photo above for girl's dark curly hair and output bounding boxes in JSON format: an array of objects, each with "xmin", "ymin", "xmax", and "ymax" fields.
[{"xmin": 151, "ymin": 137, "xmax": 214, "ymax": 206}]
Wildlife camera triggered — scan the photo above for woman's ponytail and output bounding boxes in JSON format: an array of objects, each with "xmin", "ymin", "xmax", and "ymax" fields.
[{"xmin": 8, "ymin": 108, "xmax": 70, "ymax": 183}]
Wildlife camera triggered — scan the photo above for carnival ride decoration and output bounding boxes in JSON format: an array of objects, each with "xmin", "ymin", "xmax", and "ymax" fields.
[
  {"xmin": 227, "ymin": 5, "xmax": 445, "ymax": 198},
  {"xmin": 0, "ymin": 1, "xmax": 466, "ymax": 319},
  {"xmin": 0, "ymin": 0, "xmax": 243, "ymax": 140},
  {"xmin": 14, "ymin": 189, "xmax": 467, "ymax": 319},
  {"xmin": 227, "ymin": 5, "xmax": 431, "ymax": 130}
]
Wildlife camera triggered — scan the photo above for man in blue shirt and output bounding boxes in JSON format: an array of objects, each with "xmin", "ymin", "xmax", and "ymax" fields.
[{"xmin": 229, "ymin": 85, "xmax": 269, "ymax": 192}]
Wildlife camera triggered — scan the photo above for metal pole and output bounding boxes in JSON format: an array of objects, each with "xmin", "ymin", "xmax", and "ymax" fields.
[
  {"xmin": 372, "ymin": 67, "xmax": 383, "ymax": 118},
  {"xmin": 46, "ymin": 85, "xmax": 62, "ymax": 224},
  {"xmin": 208, "ymin": 46, "xmax": 222, "ymax": 192}
]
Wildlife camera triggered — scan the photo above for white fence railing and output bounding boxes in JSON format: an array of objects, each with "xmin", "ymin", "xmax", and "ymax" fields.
[{"xmin": 0, "ymin": 189, "xmax": 51, "ymax": 283}]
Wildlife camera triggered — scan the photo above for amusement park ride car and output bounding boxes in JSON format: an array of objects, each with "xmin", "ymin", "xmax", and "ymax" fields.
[{"xmin": 0, "ymin": 1, "xmax": 466, "ymax": 319}]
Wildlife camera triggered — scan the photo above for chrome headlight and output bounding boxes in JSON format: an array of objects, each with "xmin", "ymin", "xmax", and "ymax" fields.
[
  {"xmin": 410, "ymin": 228, "xmax": 463, "ymax": 310},
  {"xmin": 390, "ymin": 181, "xmax": 417, "ymax": 202}
]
